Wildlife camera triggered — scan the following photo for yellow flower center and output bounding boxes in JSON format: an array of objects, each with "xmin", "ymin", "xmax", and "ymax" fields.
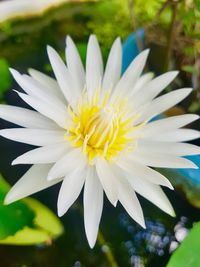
[{"xmin": 65, "ymin": 90, "xmax": 143, "ymax": 164}]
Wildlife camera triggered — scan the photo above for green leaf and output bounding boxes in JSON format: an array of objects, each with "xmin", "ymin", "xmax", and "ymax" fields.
[
  {"xmin": 0, "ymin": 58, "xmax": 11, "ymax": 100},
  {"xmin": 0, "ymin": 176, "xmax": 35, "ymax": 240},
  {"xmin": 196, "ymin": 0, "xmax": 200, "ymax": 12},
  {"xmin": 24, "ymin": 198, "xmax": 64, "ymax": 239},
  {"xmin": 0, "ymin": 198, "xmax": 64, "ymax": 245},
  {"xmin": 181, "ymin": 65, "xmax": 196, "ymax": 74},
  {"xmin": 189, "ymin": 101, "xmax": 200, "ymax": 113},
  {"xmin": 0, "ymin": 175, "xmax": 64, "ymax": 244},
  {"xmin": 167, "ymin": 222, "xmax": 200, "ymax": 267}
]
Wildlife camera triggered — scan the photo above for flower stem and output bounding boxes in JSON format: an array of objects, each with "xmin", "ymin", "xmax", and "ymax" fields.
[
  {"xmin": 164, "ymin": 0, "xmax": 178, "ymax": 71},
  {"xmin": 97, "ymin": 231, "xmax": 120, "ymax": 267}
]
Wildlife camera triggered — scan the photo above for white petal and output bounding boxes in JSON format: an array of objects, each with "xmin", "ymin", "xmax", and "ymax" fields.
[
  {"xmin": 5, "ymin": 164, "xmax": 61, "ymax": 204},
  {"xmin": 137, "ymin": 140, "xmax": 200, "ymax": 156},
  {"xmin": 28, "ymin": 68, "xmax": 65, "ymax": 103},
  {"xmin": 10, "ymin": 69, "xmax": 65, "ymax": 108},
  {"xmin": 138, "ymin": 88, "xmax": 192, "ymax": 122},
  {"xmin": 147, "ymin": 129, "xmax": 200, "ymax": 142},
  {"xmin": 115, "ymin": 173, "xmax": 145, "ymax": 228},
  {"xmin": 65, "ymin": 36, "xmax": 85, "ymax": 92},
  {"xmin": 84, "ymin": 167, "xmax": 103, "ymax": 248},
  {"xmin": 86, "ymin": 35, "xmax": 103, "ymax": 101},
  {"xmin": 0, "ymin": 128, "xmax": 65, "ymax": 146},
  {"xmin": 0, "ymin": 104, "xmax": 58, "ymax": 129},
  {"xmin": 131, "ymin": 72, "xmax": 154, "ymax": 95},
  {"xmin": 95, "ymin": 158, "xmax": 118, "ymax": 206},
  {"xmin": 102, "ymin": 37, "xmax": 122, "ymax": 92},
  {"xmin": 116, "ymin": 156, "xmax": 173, "ymax": 188},
  {"xmin": 12, "ymin": 142, "xmax": 69, "ymax": 165},
  {"xmin": 57, "ymin": 167, "xmax": 87, "ymax": 217},
  {"xmin": 15, "ymin": 91, "xmax": 67, "ymax": 128},
  {"xmin": 130, "ymin": 152, "xmax": 198, "ymax": 169},
  {"xmin": 126, "ymin": 174, "xmax": 175, "ymax": 216},
  {"xmin": 132, "ymin": 71, "xmax": 178, "ymax": 109},
  {"xmin": 112, "ymin": 49, "xmax": 149, "ymax": 99},
  {"xmin": 143, "ymin": 114, "xmax": 199, "ymax": 136},
  {"xmin": 47, "ymin": 148, "xmax": 87, "ymax": 180},
  {"xmin": 47, "ymin": 45, "xmax": 79, "ymax": 106}
]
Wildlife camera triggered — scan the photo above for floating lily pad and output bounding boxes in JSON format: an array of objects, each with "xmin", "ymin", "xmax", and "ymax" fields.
[
  {"xmin": 0, "ymin": 198, "xmax": 64, "ymax": 245},
  {"xmin": 0, "ymin": 175, "xmax": 64, "ymax": 245},
  {"xmin": 0, "ymin": 176, "xmax": 34, "ymax": 240}
]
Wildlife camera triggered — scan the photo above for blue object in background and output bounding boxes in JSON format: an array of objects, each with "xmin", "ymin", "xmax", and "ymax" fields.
[
  {"xmin": 122, "ymin": 28, "xmax": 145, "ymax": 73},
  {"xmin": 177, "ymin": 156, "xmax": 200, "ymax": 187}
]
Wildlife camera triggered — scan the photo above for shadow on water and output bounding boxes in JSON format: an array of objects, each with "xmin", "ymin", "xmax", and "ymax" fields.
[{"xmin": 0, "ymin": 1, "xmax": 200, "ymax": 267}]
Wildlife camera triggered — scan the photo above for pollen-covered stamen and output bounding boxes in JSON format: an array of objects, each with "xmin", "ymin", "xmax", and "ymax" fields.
[
  {"xmin": 84, "ymin": 109, "xmax": 115, "ymax": 149},
  {"xmin": 65, "ymin": 89, "xmax": 144, "ymax": 162}
]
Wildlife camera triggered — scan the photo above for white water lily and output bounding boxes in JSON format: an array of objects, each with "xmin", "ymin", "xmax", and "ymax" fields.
[{"xmin": 0, "ymin": 35, "xmax": 200, "ymax": 248}]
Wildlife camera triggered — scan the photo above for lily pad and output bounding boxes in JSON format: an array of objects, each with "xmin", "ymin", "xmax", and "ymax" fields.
[
  {"xmin": 0, "ymin": 198, "xmax": 64, "ymax": 246},
  {"xmin": 167, "ymin": 222, "xmax": 200, "ymax": 267},
  {"xmin": 0, "ymin": 176, "xmax": 34, "ymax": 240},
  {"xmin": 0, "ymin": 175, "xmax": 64, "ymax": 245}
]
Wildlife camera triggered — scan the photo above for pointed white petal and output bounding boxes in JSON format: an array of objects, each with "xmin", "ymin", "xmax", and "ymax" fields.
[
  {"xmin": 47, "ymin": 45, "xmax": 79, "ymax": 106},
  {"xmin": 130, "ymin": 152, "xmax": 198, "ymax": 169},
  {"xmin": 138, "ymin": 88, "xmax": 192, "ymax": 122},
  {"xmin": 143, "ymin": 114, "xmax": 199, "ymax": 136},
  {"xmin": 126, "ymin": 174, "xmax": 175, "ymax": 216},
  {"xmin": 147, "ymin": 129, "xmax": 200, "ymax": 142},
  {"xmin": 47, "ymin": 148, "xmax": 87, "ymax": 180},
  {"xmin": 137, "ymin": 140, "xmax": 200, "ymax": 156},
  {"xmin": 5, "ymin": 164, "xmax": 61, "ymax": 204},
  {"xmin": 12, "ymin": 142, "xmax": 69, "ymax": 165},
  {"xmin": 0, "ymin": 128, "xmax": 65, "ymax": 146},
  {"xmin": 15, "ymin": 91, "xmax": 67, "ymax": 128},
  {"xmin": 95, "ymin": 158, "xmax": 118, "ymax": 206},
  {"xmin": 86, "ymin": 35, "xmax": 103, "ymax": 101},
  {"xmin": 57, "ymin": 167, "xmax": 87, "ymax": 217},
  {"xmin": 131, "ymin": 72, "xmax": 154, "ymax": 95},
  {"xmin": 28, "ymin": 68, "xmax": 65, "ymax": 103},
  {"xmin": 65, "ymin": 36, "xmax": 85, "ymax": 92},
  {"xmin": 10, "ymin": 69, "xmax": 65, "ymax": 109},
  {"xmin": 84, "ymin": 167, "xmax": 103, "ymax": 248},
  {"xmin": 116, "ymin": 156, "xmax": 173, "ymax": 188},
  {"xmin": 112, "ymin": 49, "xmax": 149, "ymax": 99},
  {"xmin": 115, "ymin": 173, "xmax": 145, "ymax": 228},
  {"xmin": 102, "ymin": 37, "xmax": 122, "ymax": 92},
  {"xmin": 0, "ymin": 104, "xmax": 58, "ymax": 129},
  {"xmin": 132, "ymin": 71, "xmax": 178, "ymax": 108}
]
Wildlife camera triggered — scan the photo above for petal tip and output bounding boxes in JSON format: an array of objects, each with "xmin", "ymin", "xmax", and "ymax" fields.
[
  {"xmin": 171, "ymin": 210, "xmax": 176, "ymax": 218},
  {"xmin": 4, "ymin": 192, "xmax": 15, "ymax": 205},
  {"xmin": 66, "ymin": 35, "xmax": 72, "ymax": 45},
  {"xmin": 9, "ymin": 68, "xmax": 18, "ymax": 77},
  {"xmin": 57, "ymin": 205, "xmax": 66, "ymax": 217},
  {"xmin": 11, "ymin": 159, "xmax": 17, "ymax": 166},
  {"xmin": 88, "ymin": 239, "xmax": 96, "ymax": 249},
  {"xmin": 47, "ymin": 45, "xmax": 55, "ymax": 56},
  {"xmin": 141, "ymin": 221, "xmax": 146, "ymax": 229}
]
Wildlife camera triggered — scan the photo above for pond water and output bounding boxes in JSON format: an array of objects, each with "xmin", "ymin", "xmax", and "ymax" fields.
[{"xmin": 0, "ymin": 1, "xmax": 200, "ymax": 267}]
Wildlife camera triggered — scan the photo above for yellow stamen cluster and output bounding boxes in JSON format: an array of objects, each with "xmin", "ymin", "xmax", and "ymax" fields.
[{"xmin": 65, "ymin": 90, "xmax": 143, "ymax": 164}]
